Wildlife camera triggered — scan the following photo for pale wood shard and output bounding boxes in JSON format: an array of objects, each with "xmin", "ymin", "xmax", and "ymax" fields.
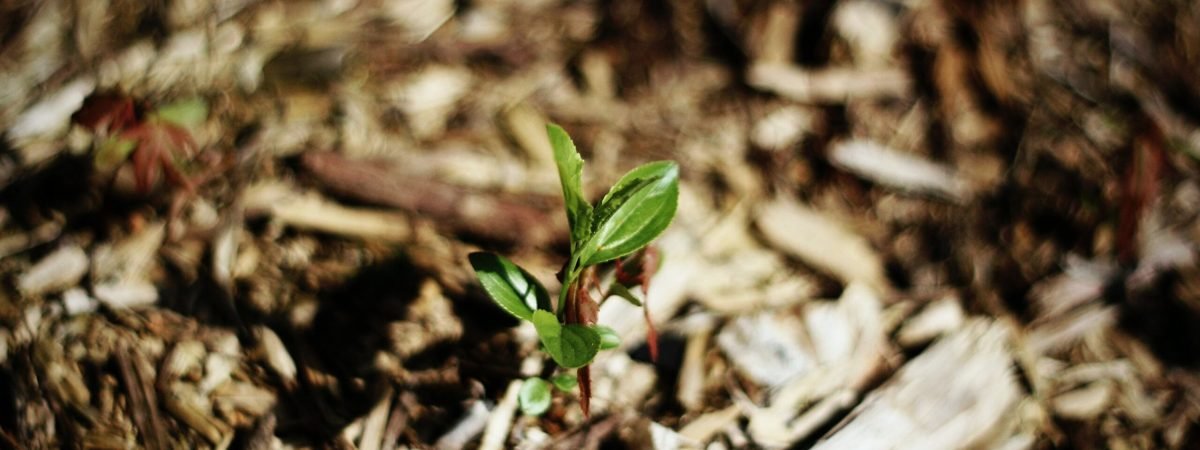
[
  {"xmin": 1029, "ymin": 256, "xmax": 1118, "ymax": 319},
  {"xmin": 358, "ymin": 389, "xmax": 392, "ymax": 450},
  {"xmin": 18, "ymin": 244, "xmax": 89, "ymax": 296},
  {"xmin": 832, "ymin": 0, "xmax": 900, "ymax": 68},
  {"xmin": 829, "ymin": 139, "xmax": 973, "ymax": 202},
  {"xmin": 678, "ymin": 405, "xmax": 741, "ymax": 444},
  {"xmin": 751, "ymin": 106, "xmax": 815, "ymax": 151},
  {"xmin": 243, "ymin": 181, "xmax": 411, "ymax": 242},
  {"xmin": 814, "ymin": 320, "xmax": 1021, "ymax": 450},
  {"xmin": 479, "ymin": 381, "xmax": 520, "ymax": 450},
  {"xmin": 897, "ymin": 296, "xmax": 966, "ymax": 348},
  {"xmin": 744, "ymin": 283, "xmax": 886, "ymax": 448},
  {"xmin": 91, "ymin": 222, "xmax": 166, "ymax": 286},
  {"xmin": 435, "ymin": 400, "xmax": 490, "ymax": 450},
  {"xmin": 7, "ymin": 77, "xmax": 96, "ymax": 145},
  {"xmin": 1052, "ymin": 380, "xmax": 1114, "ymax": 420},
  {"xmin": 394, "ymin": 65, "xmax": 472, "ymax": 140},
  {"xmin": 255, "ymin": 326, "xmax": 297, "ymax": 388},
  {"xmin": 756, "ymin": 198, "xmax": 890, "ymax": 293},
  {"xmin": 747, "ymin": 63, "xmax": 910, "ymax": 103},
  {"xmin": 502, "ymin": 103, "xmax": 557, "ymax": 169},
  {"xmin": 1027, "ymin": 304, "xmax": 1118, "ymax": 356},
  {"xmin": 677, "ymin": 324, "xmax": 711, "ymax": 412}
]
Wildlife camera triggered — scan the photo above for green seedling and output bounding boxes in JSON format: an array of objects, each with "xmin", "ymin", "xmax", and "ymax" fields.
[
  {"xmin": 73, "ymin": 93, "xmax": 209, "ymax": 193},
  {"xmin": 470, "ymin": 124, "xmax": 678, "ymax": 417}
]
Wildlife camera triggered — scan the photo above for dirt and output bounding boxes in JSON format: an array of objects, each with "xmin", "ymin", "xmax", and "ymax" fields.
[{"xmin": 3, "ymin": 0, "xmax": 1200, "ymax": 449}]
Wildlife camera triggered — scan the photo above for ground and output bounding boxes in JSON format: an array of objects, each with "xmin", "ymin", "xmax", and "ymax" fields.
[{"xmin": 3, "ymin": 0, "xmax": 1200, "ymax": 448}]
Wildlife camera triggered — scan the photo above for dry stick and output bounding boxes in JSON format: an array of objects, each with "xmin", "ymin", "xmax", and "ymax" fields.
[
  {"xmin": 300, "ymin": 152, "xmax": 563, "ymax": 246},
  {"xmin": 114, "ymin": 339, "xmax": 168, "ymax": 450},
  {"xmin": 0, "ymin": 427, "xmax": 22, "ymax": 450}
]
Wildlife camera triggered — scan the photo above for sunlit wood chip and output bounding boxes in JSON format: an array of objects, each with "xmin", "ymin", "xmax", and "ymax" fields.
[
  {"xmin": 256, "ymin": 326, "xmax": 296, "ymax": 386},
  {"xmin": 897, "ymin": 296, "xmax": 965, "ymax": 348},
  {"xmin": 212, "ymin": 381, "xmax": 276, "ymax": 418},
  {"xmin": 243, "ymin": 181, "xmax": 411, "ymax": 242},
  {"xmin": 1052, "ymin": 381, "xmax": 1113, "ymax": 420},
  {"xmin": 62, "ymin": 288, "xmax": 97, "ymax": 316},
  {"xmin": 479, "ymin": 381, "xmax": 518, "ymax": 450},
  {"xmin": 717, "ymin": 313, "xmax": 814, "ymax": 388},
  {"xmin": 93, "ymin": 281, "xmax": 158, "ymax": 309},
  {"xmin": 829, "ymin": 139, "xmax": 972, "ymax": 202},
  {"xmin": 358, "ymin": 388, "xmax": 393, "ymax": 450},
  {"xmin": 393, "ymin": 65, "xmax": 472, "ymax": 140},
  {"xmin": 679, "ymin": 405, "xmax": 742, "ymax": 444},
  {"xmin": 1027, "ymin": 304, "xmax": 1117, "ymax": 356},
  {"xmin": 832, "ymin": 0, "xmax": 899, "ymax": 68},
  {"xmin": 1029, "ymin": 256, "xmax": 1117, "ymax": 319},
  {"xmin": 91, "ymin": 222, "xmax": 165, "ymax": 285},
  {"xmin": 7, "ymin": 77, "xmax": 96, "ymax": 144},
  {"xmin": 746, "ymin": 283, "xmax": 885, "ymax": 447},
  {"xmin": 435, "ymin": 401, "xmax": 489, "ymax": 450},
  {"xmin": 747, "ymin": 63, "xmax": 909, "ymax": 103},
  {"xmin": 751, "ymin": 106, "xmax": 814, "ymax": 151},
  {"xmin": 757, "ymin": 198, "xmax": 889, "ymax": 293},
  {"xmin": 18, "ymin": 244, "xmax": 89, "ymax": 296},
  {"xmin": 814, "ymin": 320, "xmax": 1021, "ymax": 450}
]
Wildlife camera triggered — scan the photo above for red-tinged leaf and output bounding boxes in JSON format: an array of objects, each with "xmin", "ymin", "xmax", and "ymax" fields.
[
  {"xmin": 645, "ymin": 307, "xmax": 659, "ymax": 362},
  {"xmin": 578, "ymin": 365, "xmax": 591, "ymax": 417},
  {"xmin": 131, "ymin": 142, "xmax": 158, "ymax": 193},
  {"xmin": 162, "ymin": 123, "xmax": 197, "ymax": 158},
  {"xmin": 159, "ymin": 149, "xmax": 195, "ymax": 193},
  {"xmin": 1117, "ymin": 115, "xmax": 1165, "ymax": 265},
  {"xmin": 74, "ymin": 93, "xmax": 137, "ymax": 132}
]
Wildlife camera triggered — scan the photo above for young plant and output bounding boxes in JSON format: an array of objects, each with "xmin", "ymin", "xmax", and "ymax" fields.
[
  {"xmin": 469, "ymin": 124, "xmax": 678, "ymax": 417},
  {"xmin": 73, "ymin": 93, "xmax": 209, "ymax": 193}
]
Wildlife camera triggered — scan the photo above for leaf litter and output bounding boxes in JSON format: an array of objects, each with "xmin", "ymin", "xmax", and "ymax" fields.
[{"xmin": 3, "ymin": 0, "xmax": 1200, "ymax": 448}]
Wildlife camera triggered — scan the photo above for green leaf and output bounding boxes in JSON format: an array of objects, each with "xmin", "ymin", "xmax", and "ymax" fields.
[
  {"xmin": 551, "ymin": 374, "xmax": 578, "ymax": 392},
  {"xmin": 468, "ymin": 252, "xmax": 551, "ymax": 321},
  {"xmin": 594, "ymin": 325, "xmax": 621, "ymax": 350},
  {"xmin": 607, "ymin": 283, "xmax": 643, "ymax": 307},
  {"xmin": 547, "ymin": 124, "xmax": 593, "ymax": 247},
  {"xmin": 94, "ymin": 136, "xmax": 138, "ymax": 171},
  {"xmin": 580, "ymin": 162, "xmax": 679, "ymax": 265},
  {"xmin": 519, "ymin": 378, "xmax": 552, "ymax": 416},
  {"xmin": 153, "ymin": 97, "xmax": 208, "ymax": 129},
  {"xmin": 531, "ymin": 310, "xmax": 600, "ymax": 368}
]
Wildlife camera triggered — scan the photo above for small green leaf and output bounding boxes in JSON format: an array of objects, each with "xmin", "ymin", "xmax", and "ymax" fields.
[
  {"xmin": 595, "ymin": 325, "xmax": 621, "ymax": 350},
  {"xmin": 551, "ymin": 374, "xmax": 578, "ymax": 392},
  {"xmin": 532, "ymin": 310, "xmax": 600, "ymax": 368},
  {"xmin": 547, "ymin": 124, "xmax": 593, "ymax": 247},
  {"xmin": 468, "ymin": 252, "xmax": 551, "ymax": 321},
  {"xmin": 607, "ymin": 283, "xmax": 643, "ymax": 307},
  {"xmin": 580, "ymin": 162, "xmax": 679, "ymax": 265},
  {"xmin": 153, "ymin": 97, "xmax": 208, "ymax": 129},
  {"xmin": 94, "ymin": 136, "xmax": 138, "ymax": 171},
  {"xmin": 519, "ymin": 378, "xmax": 552, "ymax": 416}
]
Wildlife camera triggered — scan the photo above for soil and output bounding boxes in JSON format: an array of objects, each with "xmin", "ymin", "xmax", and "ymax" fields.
[{"xmin": 3, "ymin": 0, "xmax": 1200, "ymax": 449}]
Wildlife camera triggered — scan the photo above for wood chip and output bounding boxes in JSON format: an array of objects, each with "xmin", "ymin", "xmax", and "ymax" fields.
[
  {"xmin": 678, "ymin": 405, "xmax": 741, "ymax": 445},
  {"xmin": 747, "ymin": 63, "xmax": 910, "ymax": 104},
  {"xmin": 243, "ymin": 181, "xmax": 411, "ymax": 242},
  {"xmin": 814, "ymin": 320, "xmax": 1021, "ymax": 449},
  {"xmin": 479, "ymin": 381, "xmax": 519, "ymax": 450},
  {"xmin": 757, "ymin": 198, "xmax": 889, "ymax": 293},
  {"xmin": 829, "ymin": 139, "xmax": 972, "ymax": 202},
  {"xmin": 1052, "ymin": 380, "xmax": 1114, "ymax": 420},
  {"xmin": 18, "ymin": 244, "xmax": 89, "ymax": 296},
  {"xmin": 896, "ymin": 296, "xmax": 965, "ymax": 348}
]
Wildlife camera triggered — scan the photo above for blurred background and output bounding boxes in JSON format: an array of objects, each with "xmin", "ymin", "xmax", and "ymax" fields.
[{"xmin": 2, "ymin": 0, "xmax": 1200, "ymax": 448}]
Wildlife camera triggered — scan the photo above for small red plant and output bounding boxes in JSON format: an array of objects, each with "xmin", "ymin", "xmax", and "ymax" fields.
[{"xmin": 72, "ymin": 93, "xmax": 202, "ymax": 193}]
